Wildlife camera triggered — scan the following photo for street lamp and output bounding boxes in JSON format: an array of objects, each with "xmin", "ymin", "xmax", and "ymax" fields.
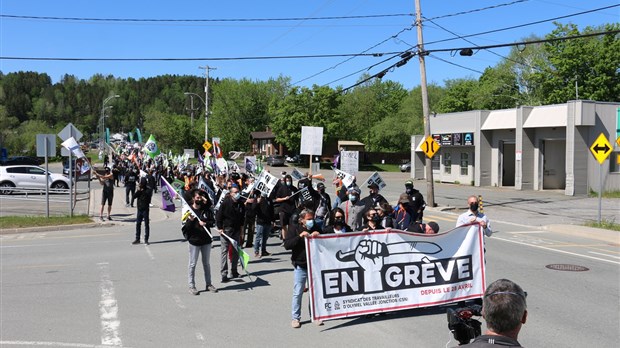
[
  {"xmin": 100, "ymin": 95, "xmax": 120, "ymax": 148},
  {"xmin": 183, "ymin": 92, "xmax": 208, "ymax": 141}
]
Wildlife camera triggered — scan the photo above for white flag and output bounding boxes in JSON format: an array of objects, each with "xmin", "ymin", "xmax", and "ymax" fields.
[{"xmin": 61, "ymin": 137, "xmax": 86, "ymax": 158}]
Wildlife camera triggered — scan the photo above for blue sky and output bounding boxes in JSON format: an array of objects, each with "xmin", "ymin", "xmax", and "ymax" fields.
[{"xmin": 1, "ymin": 0, "xmax": 618, "ymax": 90}]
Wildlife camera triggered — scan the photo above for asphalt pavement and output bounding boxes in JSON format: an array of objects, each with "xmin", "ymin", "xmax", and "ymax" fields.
[{"xmin": 2, "ymin": 166, "xmax": 619, "ymax": 245}]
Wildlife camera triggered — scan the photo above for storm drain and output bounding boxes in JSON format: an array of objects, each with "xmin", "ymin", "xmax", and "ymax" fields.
[{"xmin": 545, "ymin": 264, "xmax": 589, "ymax": 272}]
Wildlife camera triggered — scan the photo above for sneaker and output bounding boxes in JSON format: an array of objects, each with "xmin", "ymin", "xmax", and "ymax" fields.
[
  {"xmin": 189, "ymin": 287, "xmax": 199, "ymax": 295},
  {"xmin": 125, "ymin": 203, "xmax": 130, "ymax": 207},
  {"xmin": 261, "ymin": 251, "xmax": 271, "ymax": 256},
  {"xmin": 291, "ymin": 319, "xmax": 301, "ymax": 329},
  {"xmin": 221, "ymin": 276, "xmax": 230, "ymax": 283},
  {"xmin": 206, "ymin": 284, "xmax": 218, "ymax": 293},
  {"xmin": 107, "ymin": 216, "xmax": 112, "ymax": 221},
  {"xmin": 100, "ymin": 216, "xmax": 105, "ymax": 222},
  {"xmin": 231, "ymin": 272, "xmax": 239, "ymax": 279},
  {"xmin": 145, "ymin": 240, "xmax": 149, "ymax": 245},
  {"xmin": 254, "ymin": 252, "xmax": 260, "ymax": 257},
  {"xmin": 132, "ymin": 240, "xmax": 140, "ymax": 245},
  {"xmin": 314, "ymin": 320, "xmax": 324, "ymax": 326}
]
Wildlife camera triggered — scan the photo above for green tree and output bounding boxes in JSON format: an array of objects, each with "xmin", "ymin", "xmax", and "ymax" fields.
[{"xmin": 436, "ymin": 78, "xmax": 478, "ymax": 113}]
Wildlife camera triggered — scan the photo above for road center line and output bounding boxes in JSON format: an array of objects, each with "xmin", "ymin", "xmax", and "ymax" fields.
[
  {"xmin": 97, "ymin": 262, "xmax": 123, "ymax": 347},
  {"xmin": 589, "ymin": 251, "xmax": 620, "ymax": 259},
  {"xmin": 144, "ymin": 245, "xmax": 155, "ymax": 260},
  {"xmin": 172, "ymin": 294, "xmax": 186, "ymax": 309}
]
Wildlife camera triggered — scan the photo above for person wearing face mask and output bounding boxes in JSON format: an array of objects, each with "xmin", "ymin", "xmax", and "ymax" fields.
[
  {"xmin": 216, "ymin": 187, "xmax": 246, "ymax": 282},
  {"xmin": 284, "ymin": 208, "xmax": 322, "ymax": 328},
  {"xmin": 361, "ymin": 208, "xmax": 384, "ymax": 232},
  {"xmin": 274, "ymin": 174, "xmax": 297, "ymax": 241},
  {"xmin": 322, "ymin": 207, "xmax": 352, "ymax": 234},
  {"xmin": 394, "ymin": 193, "xmax": 414, "ymax": 230},
  {"xmin": 338, "ymin": 186, "xmax": 365, "ymax": 231},
  {"xmin": 183, "ymin": 189, "xmax": 218, "ymax": 295},
  {"xmin": 404, "ymin": 180, "xmax": 426, "ymax": 222},
  {"xmin": 360, "ymin": 183, "xmax": 388, "ymax": 215},
  {"xmin": 314, "ymin": 182, "xmax": 332, "ymax": 230},
  {"xmin": 456, "ymin": 195, "xmax": 492, "ymax": 237}
]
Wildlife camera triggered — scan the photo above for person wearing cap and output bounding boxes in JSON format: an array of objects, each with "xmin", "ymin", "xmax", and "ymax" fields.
[
  {"xmin": 94, "ymin": 167, "xmax": 115, "ymax": 221},
  {"xmin": 360, "ymin": 182, "xmax": 388, "ymax": 215},
  {"xmin": 407, "ymin": 221, "xmax": 439, "ymax": 234},
  {"xmin": 393, "ymin": 193, "xmax": 414, "ymax": 230},
  {"xmin": 404, "ymin": 180, "xmax": 426, "ymax": 222},
  {"xmin": 338, "ymin": 185, "xmax": 365, "ymax": 231}
]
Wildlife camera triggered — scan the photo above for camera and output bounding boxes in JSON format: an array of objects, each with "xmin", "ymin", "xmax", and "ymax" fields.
[{"xmin": 447, "ymin": 304, "xmax": 482, "ymax": 345}]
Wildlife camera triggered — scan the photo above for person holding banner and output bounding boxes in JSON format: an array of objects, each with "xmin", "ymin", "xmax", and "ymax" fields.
[
  {"xmin": 456, "ymin": 195, "xmax": 493, "ymax": 237},
  {"xmin": 183, "ymin": 189, "xmax": 218, "ymax": 295},
  {"xmin": 284, "ymin": 208, "xmax": 322, "ymax": 328},
  {"xmin": 322, "ymin": 208, "xmax": 352, "ymax": 234},
  {"xmin": 361, "ymin": 208, "xmax": 384, "ymax": 232}
]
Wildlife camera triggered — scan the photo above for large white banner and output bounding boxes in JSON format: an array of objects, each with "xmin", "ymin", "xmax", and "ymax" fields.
[{"xmin": 306, "ymin": 224, "xmax": 486, "ymax": 322}]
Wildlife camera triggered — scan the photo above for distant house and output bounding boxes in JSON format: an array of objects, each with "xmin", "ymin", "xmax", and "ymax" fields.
[{"xmin": 250, "ymin": 128, "xmax": 286, "ymax": 156}]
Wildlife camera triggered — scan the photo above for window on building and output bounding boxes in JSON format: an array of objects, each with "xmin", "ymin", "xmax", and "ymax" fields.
[
  {"xmin": 444, "ymin": 153, "xmax": 452, "ymax": 174},
  {"xmin": 432, "ymin": 154, "xmax": 440, "ymax": 170},
  {"xmin": 460, "ymin": 153, "xmax": 469, "ymax": 176},
  {"xmin": 610, "ymin": 152, "xmax": 620, "ymax": 173}
]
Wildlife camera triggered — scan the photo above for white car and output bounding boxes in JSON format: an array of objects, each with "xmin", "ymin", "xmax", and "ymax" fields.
[{"xmin": 0, "ymin": 165, "xmax": 70, "ymax": 194}]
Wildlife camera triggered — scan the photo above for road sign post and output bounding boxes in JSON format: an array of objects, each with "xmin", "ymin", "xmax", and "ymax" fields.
[
  {"xmin": 589, "ymin": 133, "xmax": 613, "ymax": 224},
  {"xmin": 36, "ymin": 134, "xmax": 57, "ymax": 218},
  {"xmin": 58, "ymin": 123, "xmax": 84, "ymax": 217}
]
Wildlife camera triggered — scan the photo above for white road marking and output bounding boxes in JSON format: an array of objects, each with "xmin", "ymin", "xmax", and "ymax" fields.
[
  {"xmin": 589, "ymin": 251, "xmax": 620, "ymax": 260},
  {"xmin": 172, "ymin": 294, "xmax": 186, "ymax": 309},
  {"xmin": 144, "ymin": 245, "xmax": 155, "ymax": 260},
  {"xmin": 195, "ymin": 332, "xmax": 205, "ymax": 341},
  {"xmin": 97, "ymin": 262, "xmax": 123, "ymax": 347},
  {"xmin": 493, "ymin": 237, "xmax": 620, "ymax": 265},
  {"xmin": 508, "ymin": 231, "xmax": 546, "ymax": 234}
]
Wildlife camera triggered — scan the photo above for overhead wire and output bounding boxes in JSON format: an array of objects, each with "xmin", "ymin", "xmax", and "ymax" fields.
[{"xmin": 427, "ymin": 54, "xmax": 484, "ymax": 75}]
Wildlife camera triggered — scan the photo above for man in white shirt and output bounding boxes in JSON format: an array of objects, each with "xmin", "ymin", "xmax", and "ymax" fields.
[{"xmin": 456, "ymin": 195, "xmax": 492, "ymax": 237}]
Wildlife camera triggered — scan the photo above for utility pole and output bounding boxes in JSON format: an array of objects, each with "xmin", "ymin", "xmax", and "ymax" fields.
[
  {"xmin": 199, "ymin": 65, "xmax": 216, "ymax": 142},
  {"xmin": 185, "ymin": 94, "xmax": 199, "ymax": 127},
  {"xmin": 415, "ymin": 0, "xmax": 436, "ymax": 207}
]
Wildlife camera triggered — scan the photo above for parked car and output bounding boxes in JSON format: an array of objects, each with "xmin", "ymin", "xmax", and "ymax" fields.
[
  {"xmin": 265, "ymin": 155, "xmax": 286, "ymax": 167},
  {"xmin": 0, "ymin": 156, "xmax": 42, "ymax": 166},
  {"xmin": 0, "ymin": 165, "xmax": 70, "ymax": 194},
  {"xmin": 285, "ymin": 154, "xmax": 300, "ymax": 163},
  {"xmin": 400, "ymin": 161, "xmax": 411, "ymax": 172}
]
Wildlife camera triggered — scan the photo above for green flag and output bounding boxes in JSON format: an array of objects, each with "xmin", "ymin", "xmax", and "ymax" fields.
[{"xmin": 143, "ymin": 134, "xmax": 160, "ymax": 158}]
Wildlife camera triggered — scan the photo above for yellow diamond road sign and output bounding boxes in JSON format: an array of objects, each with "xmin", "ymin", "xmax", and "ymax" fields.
[
  {"xmin": 589, "ymin": 133, "xmax": 612, "ymax": 164},
  {"xmin": 422, "ymin": 135, "xmax": 440, "ymax": 159},
  {"xmin": 616, "ymin": 136, "xmax": 620, "ymax": 147}
]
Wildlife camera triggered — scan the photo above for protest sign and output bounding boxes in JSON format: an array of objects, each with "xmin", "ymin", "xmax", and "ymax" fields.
[
  {"xmin": 306, "ymin": 224, "xmax": 485, "ymax": 322},
  {"xmin": 254, "ymin": 170, "xmax": 280, "ymax": 196},
  {"xmin": 364, "ymin": 171, "xmax": 387, "ymax": 191},
  {"xmin": 334, "ymin": 168, "xmax": 355, "ymax": 188},
  {"xmin": 340, "ymin": 150, "xmax": 359, "ymax": 175},
  {"xmin": 290, "ymin": 168, "xmax": 305, "ymax": 181},
  {"xmin": 245, "ymin": 156, "xmax": 257, "ymax": 173}
]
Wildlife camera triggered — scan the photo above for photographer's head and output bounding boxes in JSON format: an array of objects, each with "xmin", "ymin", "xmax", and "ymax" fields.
[{"xmin": 483, "ymin": 279, "xmax": 527, "ymax": 339}]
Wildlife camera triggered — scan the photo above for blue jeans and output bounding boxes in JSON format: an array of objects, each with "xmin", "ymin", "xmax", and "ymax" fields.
[
  {"xmin": 254, "ymin": 223, "xmax": 271, "ymax": 254},
  {"xmin": 291, "ymin": 265, "xmax": 308, "ymax": 321}
]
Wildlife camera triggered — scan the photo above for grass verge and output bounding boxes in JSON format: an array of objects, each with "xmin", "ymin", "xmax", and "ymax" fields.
[
  {"xmin": 588, "ymin": 189, "xmax": 620, "ymax": 198},
  {"xmin": 0, "ymin": 215, "xmax": 93, "ymax": 229},
  {"xmin": 584, "ymin": 218, "xmax": 620, "ymax": 231}
]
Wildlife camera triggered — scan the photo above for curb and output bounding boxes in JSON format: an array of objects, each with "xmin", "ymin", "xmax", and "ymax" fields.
[{"xmin": 542, "ymin": 224, "xmax": 620, "ymax": 244}]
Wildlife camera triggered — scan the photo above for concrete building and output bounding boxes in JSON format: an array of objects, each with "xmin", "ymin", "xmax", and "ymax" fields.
[{"xmin": 410, "ymin": 100, "xmax": 620, "ymax": 195}]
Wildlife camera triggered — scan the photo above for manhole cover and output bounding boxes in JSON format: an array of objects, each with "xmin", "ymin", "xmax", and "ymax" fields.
[{"xmin": 545, "ymin": 264, "xmax": 589, "ymax": 272}]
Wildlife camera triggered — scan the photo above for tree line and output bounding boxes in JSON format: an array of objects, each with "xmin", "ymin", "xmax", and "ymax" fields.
[{"xmin": 0, "ymin": 23, "xmax": 617, "ymax": 157}]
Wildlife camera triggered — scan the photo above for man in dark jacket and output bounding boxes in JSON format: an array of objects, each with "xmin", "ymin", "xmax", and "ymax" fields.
[
  {"xmin": 183, "ymin": 188, "xmax": 218, "ymax": 295},
  {"xmin": 124, "ymin": 166, "xmax": 138, "ymax": 207},
  {"xmin": 216, "ymin": 186, "xmax": 245, "ymax": 282},
  {"xmin": 360, "ymin": 182, "xmax": 388, "ymax": 214},
  {"xmin": 132, "ymin": 181, "xmax": 152, "ymax": 245},
  {"xmin": 404, "ymin": 180, "xmax": 425, "ymax": 222},
  {"xmin": 284, "ymin": 208, "xmax": 322, "ymax": 329},
  {"xmin": 252, "ymin": 190, "xmax": 274, "ymax": 257}
]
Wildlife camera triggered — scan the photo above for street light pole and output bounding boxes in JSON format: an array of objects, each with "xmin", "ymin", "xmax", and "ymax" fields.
[
  {"xmin": 100, "ymin": 95, "xmax": 120, "ymax": 149},
  {"xmin": 199, "ymin": 66, "xmax": 216, "ymax": 142}
]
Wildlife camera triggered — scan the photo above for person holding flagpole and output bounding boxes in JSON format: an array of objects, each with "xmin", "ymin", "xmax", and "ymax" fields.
[
  {"xmin": 183, "ymin": 188, "xmax": 218, "ymax": 295},
  {"xmin": 216, "ymin": 186, "xmax": 245, "ymax": 282}
]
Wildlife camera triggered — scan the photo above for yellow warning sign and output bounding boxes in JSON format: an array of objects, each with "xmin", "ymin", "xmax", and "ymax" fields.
[
  {"xmin": 589, "ymin": 133, "xmax": 612, "ymax": 164},
  {"xmin": 616, "ymin": 136, "xmax": 620, "ymax": 147},
  {"xmin": 422, "ymin": 136, "xmax": 440, "ymax": 159}
]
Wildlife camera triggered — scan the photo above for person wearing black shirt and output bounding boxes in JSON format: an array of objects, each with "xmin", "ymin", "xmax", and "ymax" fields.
[
  {"xmin": 284, "ymin": 208, "xmax": 322, "ymax": 328},
  {"xmin": 95, "ymin": 167, "xmax": 114, "ymax": 221},
  {"xmin": 216, "ymin": 186, "xmax": 245, "ymax": 282},
  {"xmin": 132, "ymin": 181, "xmax": 152, "ymax": 245},
  {"xmin": 361, "ymin": 208, "xmax": 384, "ymax": 232},
  {"xmin": 322, "ymin": 207, "xmax": 352, "ymax": 234},
  {"xmin": 360, "ymin": 183, "xmax": 388, "ymax": 215},
  {"xmin": 183, "ymin": 189, "xmax": 218, "ymax": 295},
  {"xmin": 274, "ymin": 175, "xmax": 297, "ymax": 240},
  {"xmin": 124, "ymin": 166, "xmax": 138, "ymax": 207},
  {"xmin": 252, "ymin": 190, "xmax": 274, "ymax": 257}
]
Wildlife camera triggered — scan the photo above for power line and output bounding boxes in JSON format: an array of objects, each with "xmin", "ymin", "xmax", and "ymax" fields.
[
  {"xmin": 428, "ymin": 54, "xmax": 484, "ymax": 74},
  {"xmin": 322, "ymin": 50, "xmax": 410, "ymax": 87},
  {"xmin": 0, "ymin": 51, "xmax": 399, "ymax": 61},
  {"xmin": 424, "ymin": 0, "xmax": 529, "ymax": 21},
  {"xmin": 0, "ymin": 13, "xmax": 413, "ymax": 23},
  {"xmin": 424, "ymin": 4, "xmax": 620, "ymax": 46},
  {"xmin": 292, "ymin": 25, "xmax": 415, "ymax": 86}
]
